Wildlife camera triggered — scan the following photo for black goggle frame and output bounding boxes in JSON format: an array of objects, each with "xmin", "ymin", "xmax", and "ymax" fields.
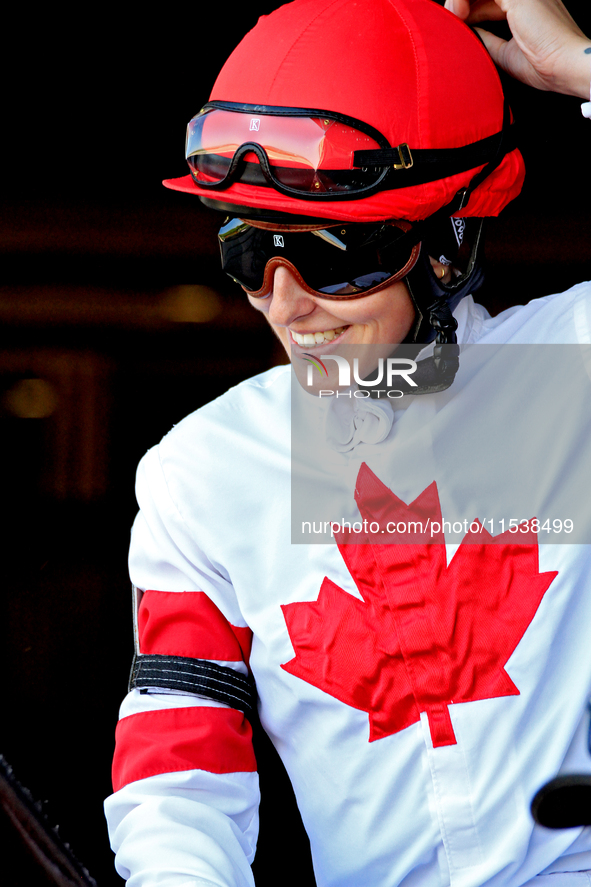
[
  {"xmin": 218, "ymin": 218, "xmax": 421, "ymax": 300},
  {"xmin": 188, "ymin": 99, "xmax": 516, "ymax": 203}
]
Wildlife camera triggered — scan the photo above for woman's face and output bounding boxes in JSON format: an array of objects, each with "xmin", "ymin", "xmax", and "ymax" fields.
[{"xmin": 247, "ymin": 265, "xmax": 417, "ymax": 390}]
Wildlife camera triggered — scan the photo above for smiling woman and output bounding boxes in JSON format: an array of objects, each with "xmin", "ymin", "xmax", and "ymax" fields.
[{"xmin": 104, "ymin": 2, "xmax": 591, "ymax": 887}]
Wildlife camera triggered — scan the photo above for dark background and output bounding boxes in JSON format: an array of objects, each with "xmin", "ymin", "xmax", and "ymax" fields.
[{"xmin": 1, "ymin": 2, "xmax": 590, "ymax": 884}]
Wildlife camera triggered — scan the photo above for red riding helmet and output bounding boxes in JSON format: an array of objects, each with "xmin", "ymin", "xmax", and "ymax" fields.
[{"xmin": 164, "ymin": 0, "xmax": 525, "ymax": 223}]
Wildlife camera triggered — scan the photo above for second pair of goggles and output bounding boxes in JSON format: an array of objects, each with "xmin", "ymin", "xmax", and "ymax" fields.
[
  {"xmin": 187, "ymin": 101, "xmax": 514, "ymax": 200},
  {"xmin": 219, "ymin": 217, "xmax": 421, "ymax": 299}
]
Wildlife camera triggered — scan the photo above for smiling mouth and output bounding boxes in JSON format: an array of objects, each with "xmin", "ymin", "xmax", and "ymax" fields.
[{"xmin": 291, "ymin": 326, "xmax": 348, "ymax": 347}]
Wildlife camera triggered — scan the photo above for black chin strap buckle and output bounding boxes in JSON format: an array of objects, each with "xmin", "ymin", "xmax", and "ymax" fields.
[
  {"xmin": 432, "ymin": 342, "xmax": 460, "ymax": 381},
  {"xmin": 427, "ymin": 299, "xmax": 460, "ymax": 386},
  {"xmin": 428, "ymin": 299, "xmax": 459, "ymax": 346}
]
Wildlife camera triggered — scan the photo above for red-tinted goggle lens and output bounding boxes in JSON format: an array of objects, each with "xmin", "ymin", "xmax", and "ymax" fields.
[{"xmin": 187, "ymin": 106, "xmax": 387, "ymax": 195}]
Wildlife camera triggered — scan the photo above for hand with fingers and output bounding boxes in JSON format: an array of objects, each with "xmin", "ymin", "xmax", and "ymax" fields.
[{"xmin": 445, "ymin": 0, "xmax": 591, "ymax": 103}]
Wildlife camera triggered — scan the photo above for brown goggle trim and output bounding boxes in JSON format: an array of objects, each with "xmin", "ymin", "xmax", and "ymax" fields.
[{"xmin": 243, "ymin": 220, "xmax": 421, "ymax": 300}]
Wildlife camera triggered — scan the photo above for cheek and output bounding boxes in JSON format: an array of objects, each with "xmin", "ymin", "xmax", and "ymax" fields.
[
  {"xmin": 247, "ymin": 296, "xmax": 292, "ymax": 352},
  {"xmin": 385, "ymin": 302, "xmax": 416, "ymax": 341},
  {"xmin": 327, "ymin": 283, "xmax": 415, "ymax": 340},
  {"xmin": 376, "ymin": 284, "xmax": 415, "ymax": 338}
]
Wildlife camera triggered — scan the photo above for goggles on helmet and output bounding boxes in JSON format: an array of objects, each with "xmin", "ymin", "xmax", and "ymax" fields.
[
  {"xmin": 187, "ymin": 102, "xmax": 391, "ymax": 200},
  {"xmin": 218, "ymin": 217, "xmax": 421, "ymax": 299},
  {"xmin": 187, "ymin": 100, "xmax": 516, "ymax": 204}
]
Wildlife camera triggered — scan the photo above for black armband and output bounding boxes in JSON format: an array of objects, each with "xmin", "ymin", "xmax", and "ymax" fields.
[{"xmin": 129, "ymin": 653, "xmax": 257, "ymax": 717}]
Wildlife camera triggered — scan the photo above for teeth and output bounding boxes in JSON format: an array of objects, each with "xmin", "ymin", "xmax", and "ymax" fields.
[{"xmin": 292, "ymin": 327, "xmax": 345, "ymax": 346}]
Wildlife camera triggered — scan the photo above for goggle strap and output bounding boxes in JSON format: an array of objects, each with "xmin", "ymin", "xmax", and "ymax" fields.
[
  {"xmin": 462, "ymin": 96, "xmax": 512, "ymax": 198},
  {"xmin": 403, "ymin": 97, "xmax": 511, "ymax": 249},
  {"xmin": 353, "ymin": 122, "xmax": 517, "ymax": 175}
]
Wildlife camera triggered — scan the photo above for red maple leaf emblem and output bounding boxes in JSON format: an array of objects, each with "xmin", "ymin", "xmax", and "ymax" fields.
[{"xmin": 281, "ymin": 463, "xmax": 557, "ymax": 747}]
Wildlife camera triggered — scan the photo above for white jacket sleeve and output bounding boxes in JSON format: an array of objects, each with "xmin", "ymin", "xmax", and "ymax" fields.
[{"xmin": 104, "ymin": 445, "xmax": 260, "ymax": 887}]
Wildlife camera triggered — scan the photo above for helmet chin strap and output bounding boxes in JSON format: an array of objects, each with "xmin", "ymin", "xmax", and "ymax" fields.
[
  {"xmin": 406, "ymin": 219, "xmax": 486, "ymax": 343},
  {"xmin": 359, "ymin": 219, "xmax": 487, "ymax": 398}
]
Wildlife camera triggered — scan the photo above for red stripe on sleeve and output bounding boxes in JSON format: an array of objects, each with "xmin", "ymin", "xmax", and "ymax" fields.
[
  {"xmin": 138, "ymin": 590, "xmax": 252, "ymax": 664},
  {"xmin": 112, "ymin": 707, "xmax": 257, "ymax": 791}
]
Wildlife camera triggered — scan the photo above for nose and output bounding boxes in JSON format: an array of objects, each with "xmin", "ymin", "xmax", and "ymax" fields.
[{"xmin": 267, "ymin": 264, "xmax": 317, "ymax": 328}]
